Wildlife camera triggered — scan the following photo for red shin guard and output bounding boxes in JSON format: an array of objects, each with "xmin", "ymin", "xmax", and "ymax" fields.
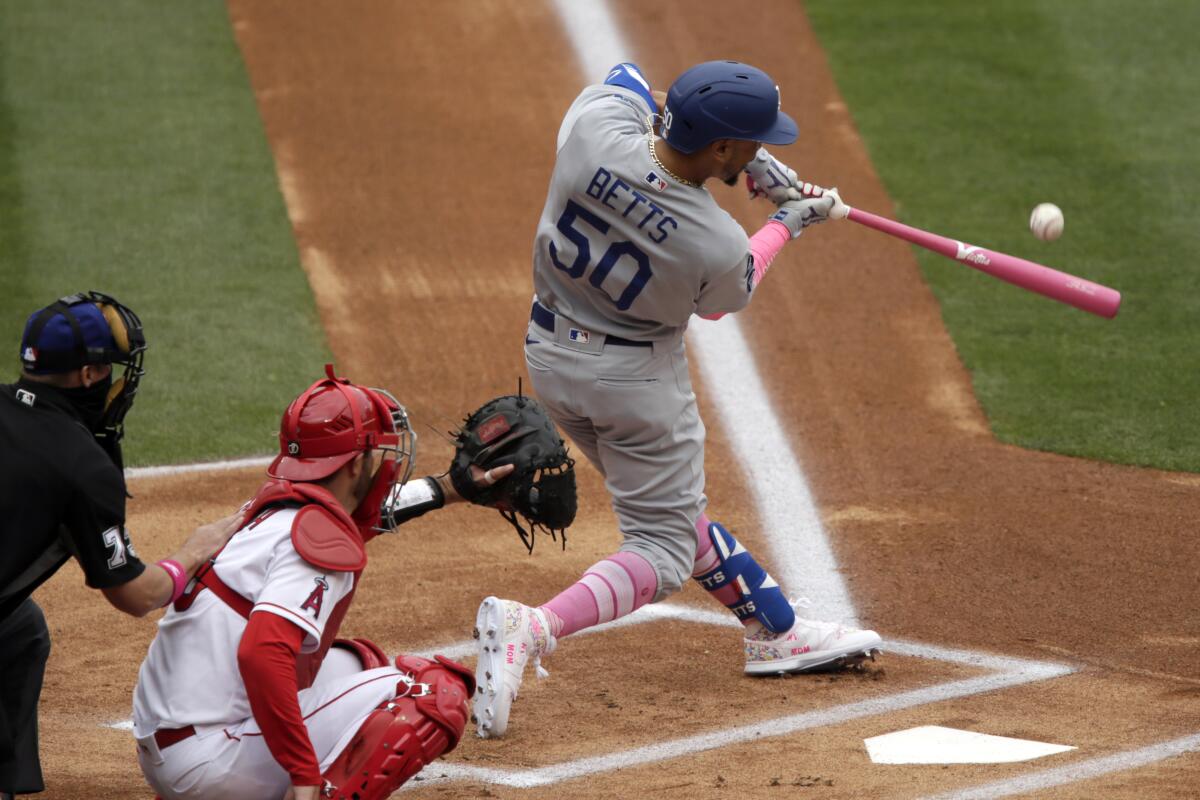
[{"xmin": 321, "ymin": 655, "xmax": 475, "ymax": 799}]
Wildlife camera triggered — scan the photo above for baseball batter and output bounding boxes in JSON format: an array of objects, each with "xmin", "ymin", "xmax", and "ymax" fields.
[
  {"xmin": 132, "ymin": 366, "xmax": 507, "ymax": 800},
  {"xmin": 473, "ymin": 61, "xmax": 882, "ymax": 738}
]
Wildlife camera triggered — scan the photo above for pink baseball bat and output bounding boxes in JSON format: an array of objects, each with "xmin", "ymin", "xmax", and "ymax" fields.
[{"xmin": 839, "ymin": 206, "xmax": 1121, "ymax": 318}]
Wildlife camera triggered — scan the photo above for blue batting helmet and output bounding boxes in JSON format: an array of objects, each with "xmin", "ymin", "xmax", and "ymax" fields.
[{"xmin": 661, "ymin": 61, "xmax": 797, "ymax": 154}]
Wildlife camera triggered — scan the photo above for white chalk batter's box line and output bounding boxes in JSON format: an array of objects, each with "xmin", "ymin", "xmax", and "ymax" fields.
[{"xmin": 404, "ymin": 602, "xmax": 1076, "ymax": 790}]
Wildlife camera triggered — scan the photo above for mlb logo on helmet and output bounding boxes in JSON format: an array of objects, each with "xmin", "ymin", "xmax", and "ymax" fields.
[{"xmin": 21, "ymin": 346, "xmax": 37, "ymax": 366}]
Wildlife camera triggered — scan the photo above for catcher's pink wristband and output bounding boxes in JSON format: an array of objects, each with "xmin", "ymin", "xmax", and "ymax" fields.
[{"xmin": 158, "ymin": 559, "xmax": 188, "ymax": 606}]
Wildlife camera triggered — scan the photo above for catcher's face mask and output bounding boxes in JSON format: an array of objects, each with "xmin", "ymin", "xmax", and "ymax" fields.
[
  {"xmin": 351, "ymin": 381, "xmax": 416, "ymax": 535},
  {"xmin": 20, "ymin": 290, "xmax": 147, "ymax": 445}
]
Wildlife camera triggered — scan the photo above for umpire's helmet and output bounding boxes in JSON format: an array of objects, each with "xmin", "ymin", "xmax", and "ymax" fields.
[{"xmin": 661, "ymin": 61, "xmax": 798, "ymax": 154}]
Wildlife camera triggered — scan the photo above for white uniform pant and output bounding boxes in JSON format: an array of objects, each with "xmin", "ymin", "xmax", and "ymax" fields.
[
  {"xmin": 524, "ymin": 319, "xmax": 706, "ymax": 600},
  {"xmin": 137, "ymin": 657, "xmax": 401, "ymax": 800}
]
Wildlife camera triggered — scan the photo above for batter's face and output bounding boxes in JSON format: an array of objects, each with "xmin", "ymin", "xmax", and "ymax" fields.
[{"xmin": 713, "ymin": 139, "xmax": 762, "ymax": 185}]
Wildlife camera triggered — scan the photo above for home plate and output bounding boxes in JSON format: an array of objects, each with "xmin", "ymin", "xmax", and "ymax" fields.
[{"xmin": 865, "ymin": 726, "xmax": 1075, "ymax": 764}]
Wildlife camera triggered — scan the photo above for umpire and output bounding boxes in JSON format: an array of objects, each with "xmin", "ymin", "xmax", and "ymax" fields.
[{"xmin": 0, "ymin": 291, "xmax": 239, "ymax": 797}]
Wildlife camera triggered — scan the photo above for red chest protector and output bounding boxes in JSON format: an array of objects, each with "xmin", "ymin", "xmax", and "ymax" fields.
[{"xmin": 176, "ymin": 479, "xmax": 370, "ymax": 688}]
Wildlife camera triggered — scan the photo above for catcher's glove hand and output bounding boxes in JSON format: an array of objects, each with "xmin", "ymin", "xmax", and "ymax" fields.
[{"xmin": 449, "ymin": 394, "xmax": 577, "ymax": 552}]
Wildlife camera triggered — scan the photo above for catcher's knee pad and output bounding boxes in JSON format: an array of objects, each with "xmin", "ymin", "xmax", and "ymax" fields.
[
  {"xmin": 692, "ymin": 522, "xmax": 794, "ymax": 633},
  {"xmin": 331, "ymin": 637, "xmax": 390, "ymax": 669},
  {"xmin": 321, "ymin": 654, "xmax": 475, "ymax": 800}
]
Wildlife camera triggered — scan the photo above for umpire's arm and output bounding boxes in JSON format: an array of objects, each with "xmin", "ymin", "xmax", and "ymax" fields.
[{"xmin": 101, "ymin": 512, "xmax": 241, "ymax": 616}]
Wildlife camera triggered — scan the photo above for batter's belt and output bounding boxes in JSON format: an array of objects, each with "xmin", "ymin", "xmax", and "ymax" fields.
[{"xmin": 531, "ymin": 301, "xmax": 652, "ymax": 350}]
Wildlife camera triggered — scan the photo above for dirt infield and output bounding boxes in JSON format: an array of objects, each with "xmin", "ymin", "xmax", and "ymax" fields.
[{"xmin": 34, "ymin": 1, "xmax": 1199, "ymax": 797}]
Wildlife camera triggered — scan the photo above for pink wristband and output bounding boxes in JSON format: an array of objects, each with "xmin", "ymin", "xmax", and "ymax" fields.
[{"xmin": 158, "ymin": 559, "xmax": 188, "ymax": 607}]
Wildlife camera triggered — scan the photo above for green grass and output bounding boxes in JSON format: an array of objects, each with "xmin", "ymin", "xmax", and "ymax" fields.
[
  {"xmin": 806, "ymin": 0, "xmax": 1200, "ymax": 471},
  {"xmin": 0, "ymin": 1, "xmax": 330, "ymax": 466}
]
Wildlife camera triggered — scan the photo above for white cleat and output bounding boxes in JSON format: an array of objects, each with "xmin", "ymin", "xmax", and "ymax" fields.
[
  {"xmin": 472, "ymin": 596, "xmax": 555, "ymax": 739},
  {"xmin": 744, "ymin": 615, "xmax": 883, "ymax": 676}
]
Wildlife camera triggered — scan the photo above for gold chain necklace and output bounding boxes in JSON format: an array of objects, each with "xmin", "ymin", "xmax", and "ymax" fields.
[{"xmin": 647, "ymin": 135, "xmax": 702, "ymax": 188}]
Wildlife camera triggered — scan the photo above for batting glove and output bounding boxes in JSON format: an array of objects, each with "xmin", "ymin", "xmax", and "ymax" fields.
[
  {"xmin": 744, "ymin": 147, "xmax": 802, "ymax": 205},
  {"xmin": 770, "ymin": 194, "xmax": 836, "ymax": 239}
]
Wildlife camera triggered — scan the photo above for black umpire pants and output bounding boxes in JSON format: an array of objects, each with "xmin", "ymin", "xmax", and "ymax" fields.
[{"xmin": 0, "ymin": 599, "xmax": 50, "ymax": 795}]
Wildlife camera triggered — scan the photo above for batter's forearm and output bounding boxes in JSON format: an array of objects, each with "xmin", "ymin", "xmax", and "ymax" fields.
[{"xmin": 699, "ymin": 221, "xmax": 792, "ymax": 320}]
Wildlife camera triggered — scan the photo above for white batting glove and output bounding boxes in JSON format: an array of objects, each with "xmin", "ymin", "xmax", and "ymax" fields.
[
  {"xmin": 745, "ymin": 148, "xmax": 851, "ymax": 220},
  {"xmin": 744, "ymin": 147, "xmax": 801, "ymax": 205},
  {"xmin": 824, "ymin": 186, "xmax": 850, "ymax": 220},
  {"xmin": 769, "ymin": 194, "xmax": 836, "ymax": 239}
]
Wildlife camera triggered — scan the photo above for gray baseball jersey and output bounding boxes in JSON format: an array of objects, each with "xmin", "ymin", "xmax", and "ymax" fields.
[
  {"xmin": 526, "ymin": 64, "xmax": 760, "ymax": 599},
  {"xmin": 533, "ymin": 80, "xmax": 754, "ymax": 342}
]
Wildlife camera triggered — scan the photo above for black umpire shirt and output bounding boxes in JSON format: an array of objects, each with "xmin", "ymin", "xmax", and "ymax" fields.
[{"xmin": 0, "ymin": 378, "xmax": 145, "ymax": 622}]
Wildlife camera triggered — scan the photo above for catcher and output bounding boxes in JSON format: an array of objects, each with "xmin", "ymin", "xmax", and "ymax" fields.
[{"xmin": 131, "ymin": 369, "xmax": 571, "ymax": 800}]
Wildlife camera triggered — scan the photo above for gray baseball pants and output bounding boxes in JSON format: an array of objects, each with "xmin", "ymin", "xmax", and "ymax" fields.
[{"xmin": 524, "ymin": 316, "xmax": 706, "ymax": 601}]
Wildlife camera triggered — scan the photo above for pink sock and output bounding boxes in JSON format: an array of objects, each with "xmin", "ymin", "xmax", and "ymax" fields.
[
  {"xmin": 540, "ymin": 551, "xmax": 658, "ymax": 638},
  {"xmin": 691, "ymin": 513, "xmax": 748, "ymax": 612},
  {"xmin": 692, "ymin": 513, "xmax": 719, "ymax": 574}
]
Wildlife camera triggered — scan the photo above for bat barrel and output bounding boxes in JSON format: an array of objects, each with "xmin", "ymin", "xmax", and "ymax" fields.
[{"xmin": 846, "ymin": 208, "xmax": 1121, "ymax": 318}]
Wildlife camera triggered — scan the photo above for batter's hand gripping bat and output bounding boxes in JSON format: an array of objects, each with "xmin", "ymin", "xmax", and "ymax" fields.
[{"xmin": 829, "ymin": 199, "xmax": 1121, "ymax": 318}]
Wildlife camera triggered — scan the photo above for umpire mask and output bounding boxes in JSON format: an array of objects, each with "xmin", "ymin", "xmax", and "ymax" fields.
[{"xmin": 21, "ymin": 291, "xmax": 147, "ymax": 449}]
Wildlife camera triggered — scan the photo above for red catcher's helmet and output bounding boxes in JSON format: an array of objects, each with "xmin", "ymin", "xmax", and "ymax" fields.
[{"xmin": 269, "ymin": 365, "xmax": 416, "ymax": 531}]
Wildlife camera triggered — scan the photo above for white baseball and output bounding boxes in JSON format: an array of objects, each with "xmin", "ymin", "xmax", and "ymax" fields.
[{"xmin": 1029, "ymin": 202, "xmax": 1064, "ymax": 241}]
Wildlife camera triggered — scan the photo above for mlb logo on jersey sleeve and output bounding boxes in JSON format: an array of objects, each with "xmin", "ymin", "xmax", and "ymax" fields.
[{"xmin": 644, "ymin": 171, "xmax": 668, "ymax": 192}]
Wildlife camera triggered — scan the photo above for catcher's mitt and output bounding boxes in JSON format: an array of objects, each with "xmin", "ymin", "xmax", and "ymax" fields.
[{"xmin": 449, "ymin": 394, "xmax": 577, "ymax": 552}]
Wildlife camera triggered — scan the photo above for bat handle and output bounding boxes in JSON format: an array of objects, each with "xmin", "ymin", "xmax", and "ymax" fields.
[{"xmin": 826, "ymin": 187, "xmax": 851, "ymax": 220}]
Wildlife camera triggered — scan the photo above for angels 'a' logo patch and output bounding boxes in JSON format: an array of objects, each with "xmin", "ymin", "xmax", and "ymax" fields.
[{"xmin": 300, "ymin": 576, "xmax": 330, "ymax": 618}]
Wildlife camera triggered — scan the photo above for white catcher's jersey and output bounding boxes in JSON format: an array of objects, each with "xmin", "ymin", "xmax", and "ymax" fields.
[
  {"xmin": 533, "ymin": 79, "xmax": 754, "ymax": 341},
  {"xmin": 132, "ymin": 507, "xmax": 354, "ymax": 739}
]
